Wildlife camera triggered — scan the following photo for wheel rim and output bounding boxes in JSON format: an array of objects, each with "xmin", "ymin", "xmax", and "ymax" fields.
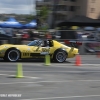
[
  {"xmin": 8, "ymin": 50, "xmax": 19, "ymax": 61},
  {"xmin": 56, "ymin": 52, "xmax": 66, "ymax": 62}
]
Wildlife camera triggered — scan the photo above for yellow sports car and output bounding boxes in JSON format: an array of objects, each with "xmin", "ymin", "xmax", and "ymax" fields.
[{"xmin": 0, "ymin": 39, "xmax": 79, "ymax": 63}]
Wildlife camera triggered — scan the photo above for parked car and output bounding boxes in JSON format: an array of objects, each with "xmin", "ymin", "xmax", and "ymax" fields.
[{"xmin": 0, "ymin": 28, "xmax": 12, "ymax": 44}]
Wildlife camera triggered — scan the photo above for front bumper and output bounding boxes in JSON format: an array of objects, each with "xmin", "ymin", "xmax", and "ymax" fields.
[{"xmin": 68, "ymin": 49, "xmax": 79, "ymax": 58}]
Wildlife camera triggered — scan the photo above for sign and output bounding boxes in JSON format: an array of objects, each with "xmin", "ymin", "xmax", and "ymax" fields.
[{"xmin": 41, "ymin": 47, "xmax": 50, "ymax": 55}]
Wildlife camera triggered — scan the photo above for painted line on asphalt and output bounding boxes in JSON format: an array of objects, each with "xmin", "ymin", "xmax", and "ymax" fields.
[
  {"xmin": 1, "ymin": 64, "xmax": 100, "ymax": 68},
  {"xmin": 0, "ymin": 70, "xmax": 100, "ymax": 73},
  {"xmin": 1, "ymin": 63, "xmax": 100, "ymax": 66},
  {"xmin": 0, "ymin": 74, "xmax": 39, "ymax": 79},
  {"xmin": 0, "ymin": 81, "xmax": 42, "ymax": 85},
  {"xmin": 0, "ymin": 80, "xmax": 100, "ymax": 85},
  {"xmin": 20, "ymin": 95, "xmax": 100, "ymax": 100},
  {"xmin": 0, "ymin": 73, "xmax": 100, "ymax": 84},
  {"xmin": 0, "ymin": 63, "xmax": 100, "ymax": 65}
]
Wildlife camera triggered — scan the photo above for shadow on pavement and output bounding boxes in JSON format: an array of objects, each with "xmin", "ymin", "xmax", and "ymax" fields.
[{"xmin": 0, "ymin": 58, "xmax": 72, "ymax": 63}]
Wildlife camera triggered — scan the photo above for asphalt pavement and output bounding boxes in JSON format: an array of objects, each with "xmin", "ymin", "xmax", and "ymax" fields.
[{"xmin": 0, "ymin": 55, "xmax": 100, "ymax": 100}]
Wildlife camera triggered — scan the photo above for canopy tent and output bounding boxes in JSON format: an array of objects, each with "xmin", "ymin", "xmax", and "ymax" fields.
[
  {"xmin": 0, "ymin": 17, "xmax": 23, "ymax": 28},
  {"xmin": 57, "ymin": 15, "xmax": 100, "ymax": 27},
  {"xmin": 24, "ymin": 20, "xmax": 37, "ymax": 29}
]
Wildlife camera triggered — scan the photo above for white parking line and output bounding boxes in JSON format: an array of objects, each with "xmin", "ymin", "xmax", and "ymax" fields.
[
  {"xmin": 20, "ymin": 95, "xmax": 100, "ymax": 100},
  {"xmin": 1, "ymin": 63, "xmax": 100, "ymax": 67},
  {"xmin": 1, "ymin": 63, "xmax": 100, "ymax": 65},
  {"xmin": 0, "ymin": 70, "xmax": 100, "ymax": 73},
  {"xmin": 0, "ymin": 80, "xmax": 100, "ymax": 85},
  {"xmin": 0, "ymin": 74, "xmax": 39, "ymax": 79},
  {"xmin": 0, "ymin": 73, "xmax": 100, "ymax": 85}
]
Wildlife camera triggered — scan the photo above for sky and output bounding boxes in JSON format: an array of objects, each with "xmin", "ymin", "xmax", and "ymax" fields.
[{"xmin": 0, "ymin": 0, "xmax": 38, "ymax": 15}]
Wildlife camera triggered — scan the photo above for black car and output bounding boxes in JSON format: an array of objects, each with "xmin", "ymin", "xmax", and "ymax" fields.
[{"xmin": 0, "ymin": 28, "xmax": 12, "ymax": 44}]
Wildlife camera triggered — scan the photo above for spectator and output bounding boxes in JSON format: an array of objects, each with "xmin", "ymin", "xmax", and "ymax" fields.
[
  {"xmin": 28, "ymin": 29, "xmax": 33, "ymax": 41},
  {"xmin": 33, "ymin": 31, "xmax": 40, "ymax": 40},
  {"xmin": 22, "ymin": 32, "xmax": 29, "ymax": 41},
  {"xmin": 45, "ymin": 32, "xmax": 52, "ymax": 39},
  {"xmin": 12, "ymin": 30, "xmax": 17, "ymax": 44},
  {"xmin": 77, "ymin": 31, "xmax": 83, "ymax": 39}
]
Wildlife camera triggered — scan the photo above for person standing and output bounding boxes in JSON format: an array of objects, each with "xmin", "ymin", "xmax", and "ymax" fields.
[{"xmin": 28, "ymin": 29, "xmax": 34, "ymax": 41}]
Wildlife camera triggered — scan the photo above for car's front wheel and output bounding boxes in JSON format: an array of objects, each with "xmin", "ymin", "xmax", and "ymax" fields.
[
  {"xmin": 4, "ymin": 49, "xmax": 20, "ymax": 62},
  {"xmin": 53, "ymin": 50, "xmax": 67, "ymax": 63}
]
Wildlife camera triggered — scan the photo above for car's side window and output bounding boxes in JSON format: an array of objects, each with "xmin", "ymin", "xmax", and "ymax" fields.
[{"xmin": 42, "ymin": 40, "xmax": 53, "ymax": 47}]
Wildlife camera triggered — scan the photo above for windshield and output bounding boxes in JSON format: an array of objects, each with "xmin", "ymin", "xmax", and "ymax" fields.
[{"xmin": 27, "ymin": 40, "xmax": 43, "ymax": 46}]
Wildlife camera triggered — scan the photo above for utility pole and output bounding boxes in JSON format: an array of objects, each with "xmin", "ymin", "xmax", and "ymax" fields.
[
  {"xmin": 36, "ymin": 0, "xmax": 45, "ymax": 29},
  {"xmin": 51, "ymin": 0, "xmax": 57, "ymax": 29},
  {"xmin": 35, "ymin": 0, "xmax": 39, "ymax": 29}
]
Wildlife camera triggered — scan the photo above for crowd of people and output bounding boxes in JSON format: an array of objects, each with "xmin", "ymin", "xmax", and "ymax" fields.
[
  {"xmin": 0, "ymin": 28, "xmax": 53, "ymax": 44},
  {"xmin": 11, "ymin": 29, "xmax": 41, "ymax": 44}
]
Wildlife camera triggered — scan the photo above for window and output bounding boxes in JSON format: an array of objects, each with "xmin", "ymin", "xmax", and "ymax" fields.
[
  {"xmin": 70, "ymin": 0, "xmax": 76, "ymax": 2},
  {"xmin": 91, "ymin": 8, "xmax": 95, "ymax": 13},
  {"xmin": 76, "ymin": 6, "xmax": 80, "ymax": 10},
  {"xmin": 70, "ymin": 6, "xmax": 75, "ymax": 11},
  {"xmin": 27, "ymin": 40, "xmax": 43, "ymax": 46},
  {"xmin": 56, "ymin": 14, "xmax": 66, "ymax": 20},
  {"xmin": 55, "ymin": 5, "xmax": 67, "ymax": 11}
]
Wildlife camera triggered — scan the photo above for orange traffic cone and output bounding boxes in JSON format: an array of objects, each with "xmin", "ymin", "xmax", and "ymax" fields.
[{"xmin": 75, "ymin": 55, "xmax": 81, "ymax": 66}]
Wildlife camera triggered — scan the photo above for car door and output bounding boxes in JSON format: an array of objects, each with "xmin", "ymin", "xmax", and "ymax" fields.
[
  {"xmin": 30, "ymin": 46, "xmax": 42, "ymax": 57},
  {"xmin": 29, "ymin": 40, "xmax": 54, "ymax": 58},
  {"xmin": 30, "ymin": 46, "xmax": 52, "ymax": 57}
]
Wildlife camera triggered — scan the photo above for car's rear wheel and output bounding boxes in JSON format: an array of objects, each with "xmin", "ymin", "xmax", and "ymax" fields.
[
  {"xmin": 4, "ymin": 49, "xmax": 20, "ymax": 62},
  {"xmin": 53, "ymin": 50, "xmax": 67, "ymax": 63}
]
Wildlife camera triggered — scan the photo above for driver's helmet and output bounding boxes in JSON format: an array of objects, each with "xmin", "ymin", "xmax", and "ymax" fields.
[{"xmin": 47, "ymin": 40, "xmax": 49, "ymax": 45}]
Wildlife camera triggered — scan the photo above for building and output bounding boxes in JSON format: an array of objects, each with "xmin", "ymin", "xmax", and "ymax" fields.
[
  {"xmin": 76, "ymin": 0, "xmax": 100, "ymax": 19},
  {"xmin": 36, "ymin": 0, "xmax": 100, "ymax": 28}
]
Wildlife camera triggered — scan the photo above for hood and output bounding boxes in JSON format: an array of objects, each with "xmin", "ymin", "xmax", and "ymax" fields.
[
  {"xmin": 2, "ymin": 44, "xmax": 13, "ymax": 45},
  {"xmin": 0, "ymin": 44, "xmax": 28, "ymax": 49},
  {"xmin": 61, "ymin": 44, "xmax": 71, "ymax": 49}
]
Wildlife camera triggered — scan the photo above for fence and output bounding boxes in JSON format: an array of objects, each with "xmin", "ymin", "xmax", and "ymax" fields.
[{"xmin": 0, "ymin": 29, "xmax": 100, "ymax": 55}]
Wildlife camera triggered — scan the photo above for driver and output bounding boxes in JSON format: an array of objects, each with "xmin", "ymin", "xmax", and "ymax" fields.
[
  {"xmin": 46, "ymin": 40, "xmax": 50, "ymax": 47},
  {"xmin": 43, "ymin": 40, "xmax": 49, "ymax": 47}
]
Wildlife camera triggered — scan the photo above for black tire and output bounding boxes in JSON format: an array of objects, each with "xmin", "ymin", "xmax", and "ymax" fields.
[
  {"xmin": 53, "ymin": 50, "xmax": 67, "ymax": 63},
  {"xmin": 4, "ymin": 49, "xmax": 20, "ymax": 62}
]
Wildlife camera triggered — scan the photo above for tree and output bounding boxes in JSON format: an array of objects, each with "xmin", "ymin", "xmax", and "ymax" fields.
[
  {"xmin": 37, "ymin": 6, "xmax": 49, "ymax": 30},
  {"xmin": 26, "ymin": 15, "xmax": 36, "ymax": 22}
]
